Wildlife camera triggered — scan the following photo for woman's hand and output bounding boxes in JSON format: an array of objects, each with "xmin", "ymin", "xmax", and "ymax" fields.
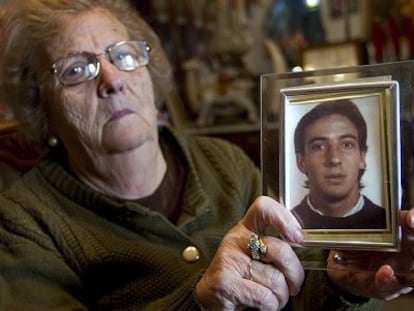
[
  {"xmin": 327, "ymin": 208, "xmax": 414, "ymax": 300},
  {"xmin": 195, "ymin": 196, "xmax": 304, "ymax": 311}
]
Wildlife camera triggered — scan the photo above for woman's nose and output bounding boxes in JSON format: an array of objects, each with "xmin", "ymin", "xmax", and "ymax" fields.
[{"xmin": 97, "ymin": 59, "xmax": 125, "ymax": 97}]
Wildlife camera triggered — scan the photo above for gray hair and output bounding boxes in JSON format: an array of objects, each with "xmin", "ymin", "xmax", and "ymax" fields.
[{"xmin": 0, "ymin": 0, "xmax": 172, "ymax": 144}]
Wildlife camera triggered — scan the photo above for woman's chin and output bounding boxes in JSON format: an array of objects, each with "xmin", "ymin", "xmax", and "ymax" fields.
[
  {"xmin": 102, "ymin": 115, "xmax": 157, "ymax": 153},
  {"xmin": 102, "ymin": 128, "xmax": 148, "ymax": 153}
]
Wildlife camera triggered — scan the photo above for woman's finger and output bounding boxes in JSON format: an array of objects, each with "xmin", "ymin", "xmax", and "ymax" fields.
[
  {"xmin": 257, "ymin": 235, "xmax": 304, "ymax": 296},
  {"xmin": 241, "ymin": 196, "xmax": 303, "ymax": 244},
  {"xmin": 232, "ymin": 277, "xmax": 284, "ymax": 311},
  {"xmin": 247, "ymin": 260, "xmax": 290, "ymax": 307},
  {"xmin": 375, "ymin": 265, "xmax": 413, "ymax": 300}
]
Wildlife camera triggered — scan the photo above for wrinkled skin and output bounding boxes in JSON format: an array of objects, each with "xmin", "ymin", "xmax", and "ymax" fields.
[
  {"xmin": 43, "ymin": 8, "xmax": 166, "ymax": 199},
  {"xmin": 196, "ymin": 196, "xmax": 305, "ymax": 311}
]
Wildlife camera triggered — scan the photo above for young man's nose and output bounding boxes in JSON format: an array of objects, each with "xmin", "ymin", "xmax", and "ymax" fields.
[
  {"xmin": 325, "ymin": 145, "xmax": 342, "ymax": 166},
  {"xmin": 97, "ymin": 59, "xmax": 125, "ymax": 97}
]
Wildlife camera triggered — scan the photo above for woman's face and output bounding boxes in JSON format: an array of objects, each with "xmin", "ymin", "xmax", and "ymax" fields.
[{"xmin": 44, "ymin": 8, "xmax": 157, "ymax": 156}]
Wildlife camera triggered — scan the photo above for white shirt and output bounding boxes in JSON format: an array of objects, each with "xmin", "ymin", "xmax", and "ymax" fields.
[{"xmin": 307, "ymin": 195, "xmax": 364, "ymax": 217}]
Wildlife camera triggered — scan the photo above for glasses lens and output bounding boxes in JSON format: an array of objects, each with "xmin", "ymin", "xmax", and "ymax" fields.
[
  {"xmin": 54, "ymin": 53, "xmax": 99, "ymax": 86},
  {"xmin": 108, "ymin": 41, "xmax": 149, "ymax": 72}
]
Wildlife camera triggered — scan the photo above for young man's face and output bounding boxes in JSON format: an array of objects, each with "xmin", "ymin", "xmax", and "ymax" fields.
[{"xmin": 296, "ymin": 113, "xmax": 366, "ymax": 205}]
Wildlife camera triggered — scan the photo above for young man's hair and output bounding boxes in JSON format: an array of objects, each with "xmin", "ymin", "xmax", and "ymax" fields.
[
  {"xmin": 294, "ymin": 98, "xmax": 368, "ymax": 188},
  {"xmin": 294, "ymin": 99, "xmax": 367, "ymax": 155}
]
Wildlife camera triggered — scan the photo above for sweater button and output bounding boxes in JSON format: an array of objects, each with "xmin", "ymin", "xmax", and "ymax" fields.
[{"xmin": 182, "ymin": 246, "xmax": 200, "ymax": 263}]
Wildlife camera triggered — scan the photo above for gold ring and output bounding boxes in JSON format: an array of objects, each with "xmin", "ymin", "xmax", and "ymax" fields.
[{"xmin": 247, "ymin": 233, "xmax": 267, "ymax": 261}]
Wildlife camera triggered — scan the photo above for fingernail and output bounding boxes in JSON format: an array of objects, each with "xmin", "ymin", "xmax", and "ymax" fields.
[
  {"xmin": 383, "ymin": 276, "xmax": 393, "ymax": 284},
  {"xmin": 382, "ymin": 271, "xmax": 395, "ymax": 284},
  {"xmin": 294, "ymin": 229, "xmax": 304, "ymax": 243}
]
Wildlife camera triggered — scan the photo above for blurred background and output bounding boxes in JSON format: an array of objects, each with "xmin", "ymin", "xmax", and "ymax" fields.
[{"xmin": 130, "ymin": 0, "xmax": 414, "ymax": 132}]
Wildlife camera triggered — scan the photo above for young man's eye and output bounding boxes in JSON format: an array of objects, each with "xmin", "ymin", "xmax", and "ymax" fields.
[
  {"xmin": 310, "ymin": 143, "xmax": 325, "ymax": 152},
  {"xmin": 342, "ymin": 141, "xmax": 356, "ymax": 149}
]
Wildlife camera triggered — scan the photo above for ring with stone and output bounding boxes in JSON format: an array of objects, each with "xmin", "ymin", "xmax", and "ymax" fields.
[
  {"xmin": 247, "ymin": 233, "xmax": 267, "ymax": 261},
  {"xmin": 333, "ymin": 253, "xmax": 344, "ymax": 264}
]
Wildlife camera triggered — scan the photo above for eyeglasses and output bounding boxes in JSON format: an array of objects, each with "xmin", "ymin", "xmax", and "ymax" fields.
[{"xmin": 49, "ymin": 40, "xmax": 151, "ymax": 86}]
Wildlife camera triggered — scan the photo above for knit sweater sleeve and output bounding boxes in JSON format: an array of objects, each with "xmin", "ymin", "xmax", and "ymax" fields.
[
  {"xmin": 190, "ymin": 134, "xmax": 262, "ymax": 207},
  {"xmin": 0, "ymin": 196, "xmax": 88, "ymax": 310}
]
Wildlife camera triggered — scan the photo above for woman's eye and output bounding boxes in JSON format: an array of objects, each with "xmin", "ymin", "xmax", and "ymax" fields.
[
  {"xmin": 60, "ymin": 60, "xmax": 97, "ymax": 83},
  {"xmin": 121, "ymin": 53, "xmax": 136, "ymax": 64},
  {"xmin": 64, "ymin": 65, "xmax": 84, "ymax": 78},
  {"xmin": 115, "ymin": 52, "xmax": 138, "ymax": 69}
]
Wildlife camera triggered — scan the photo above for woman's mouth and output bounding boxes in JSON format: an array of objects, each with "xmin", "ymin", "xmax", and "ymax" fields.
[{"xmin": 108, "ymin": 109, "xmax": 134, "ymax": 122}]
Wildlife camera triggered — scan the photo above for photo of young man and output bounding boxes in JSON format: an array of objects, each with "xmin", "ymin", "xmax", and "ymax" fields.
[{"xmin": 291, "ymin": 99, "xmax": 386, "ymax": 229}]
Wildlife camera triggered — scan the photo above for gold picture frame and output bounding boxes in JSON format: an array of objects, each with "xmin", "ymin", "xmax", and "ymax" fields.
[{"xmin": 279, "ymin": 79, "xmax": 400, "ymax": 251}]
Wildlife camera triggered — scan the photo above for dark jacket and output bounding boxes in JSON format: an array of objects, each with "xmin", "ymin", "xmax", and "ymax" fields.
[{"xmin": 292, "ymin": 195, "xmax": 386, "ymax": 229}]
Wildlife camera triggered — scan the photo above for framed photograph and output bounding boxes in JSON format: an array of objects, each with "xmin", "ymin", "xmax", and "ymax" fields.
[
  {"xmin": 328, "ymin": 0, "xmax": 359, "ymax": 19},
  {"xmin": 301, "ymin": 41, "xmax": 361, "ymax": 72},
  {"xmin": 280, "ymin": 79, "xmax": 401, "ymax": 250}
]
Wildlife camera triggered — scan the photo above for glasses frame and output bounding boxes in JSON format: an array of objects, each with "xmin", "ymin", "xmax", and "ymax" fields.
[{"xmin": 49, "ymin": 40, "xmax": 151, "ymax": 86}]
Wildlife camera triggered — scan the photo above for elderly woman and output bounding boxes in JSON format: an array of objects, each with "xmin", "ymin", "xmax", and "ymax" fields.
[{"xmin": 0, "ymin": 0, "xmax": 413, "ymax": 310}]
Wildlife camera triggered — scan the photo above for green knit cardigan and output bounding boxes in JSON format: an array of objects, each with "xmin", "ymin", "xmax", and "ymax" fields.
[{"xmin": 0, "ymin": 128, "xmax": 381, "ymax": 310}]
